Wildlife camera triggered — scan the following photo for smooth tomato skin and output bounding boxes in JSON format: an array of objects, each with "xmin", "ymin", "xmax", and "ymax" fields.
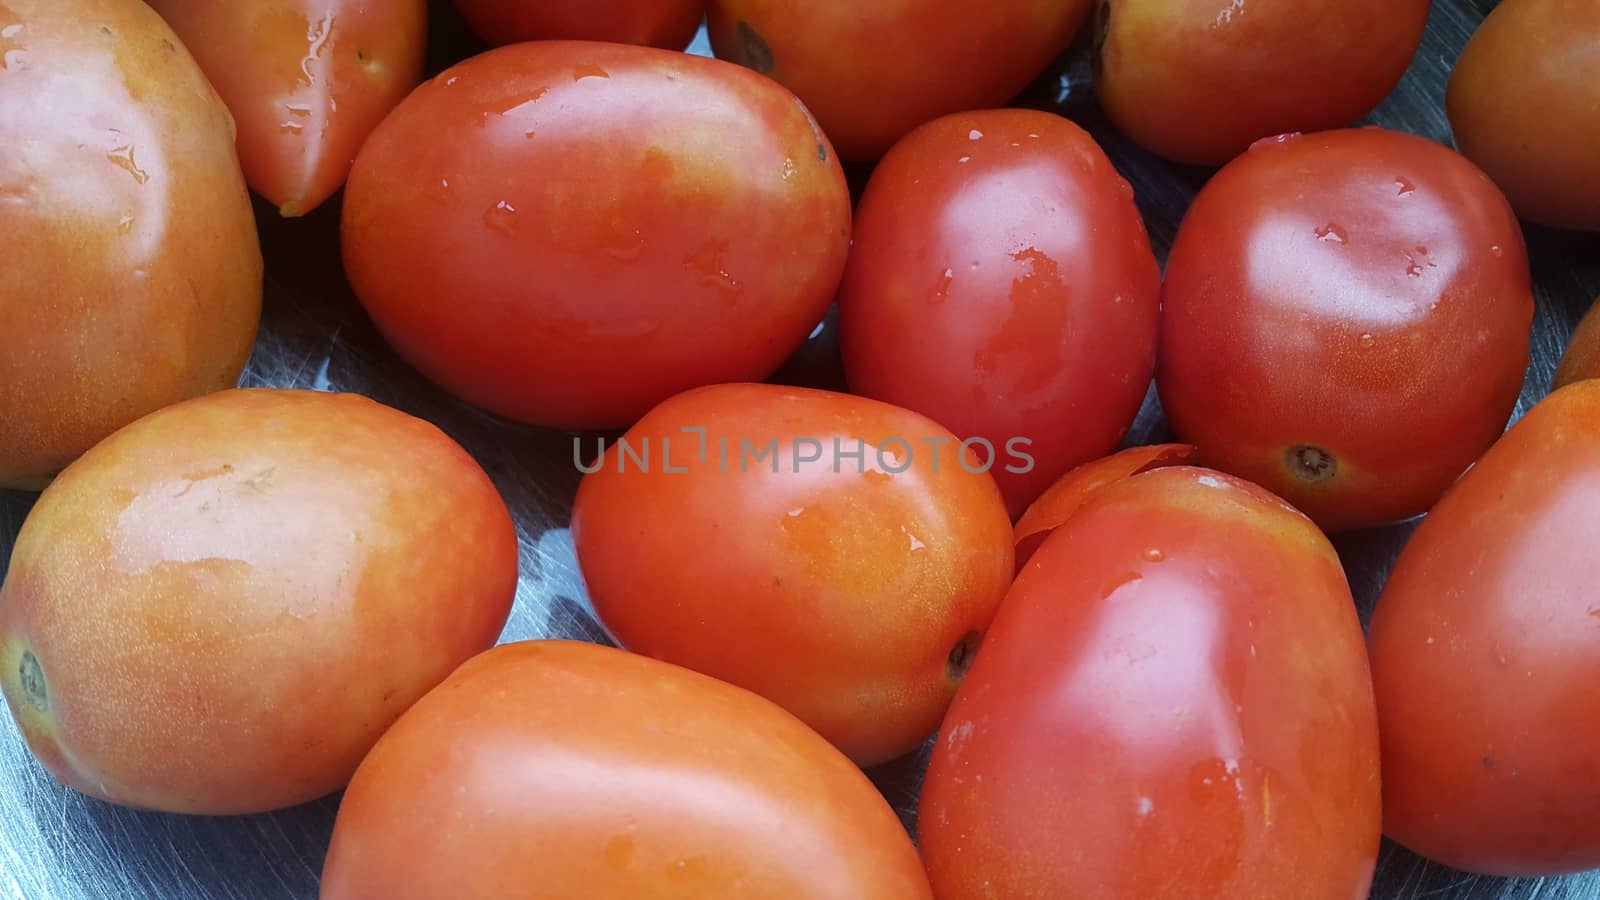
[
  {"xmin": 0, "ymin": 389, "xmax": 518, "ymax": 815},
  {"xmin": 452, "ymin": 0, "xmax": 705, "ymax": 51},
  {"xmin": 1555, "ymin": 298, "xmax": 1600, "ymax": 389},
  {"xmin": 1095, "ymin": 0, "xmax": 1429, "ymax": 166},
  {"xmin": 320, "ymin": 640, "xmax": 934, "ymax": 900},
  {"xmin": 1158, "ymin": 128, "xmax": 1534, "ymax": 532},
  {"xmin": 1012, "ymin": 443, "xmax": 1195, "ymax": 568},
  {"xmin": 706, "ymin": 0, "xmax": 1091, "ymax": 161},
  {"xmin": 571, "ymin": 383, "xmax": 1015, "ymax": 767},
  {"xmin": 1369, "ymin": 381, "xmax": 1600, "ymax": 876},
  {"xmin": 342, "ymin": 42, "xmax": 851, "ymax": 431},
  {"xmin": 920, "ymin": 466, "xmax": 1381, "ymax": 900},
  {"xmin": 1447, "ymin": 0, "xmax": 1600, "ymax": 232},
  {"xmin": 0, "ymin": 0, "xmax": 262, "ymax": 490},
  {"xmin": 147, "ymin": 0, "xmax": 427, "ymax": 217},
  {"xmin": 839, "ymin": 109, "xmax": 1161, "ymax": 517}
]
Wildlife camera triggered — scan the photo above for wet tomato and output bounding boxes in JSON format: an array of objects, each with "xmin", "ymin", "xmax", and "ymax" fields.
[
  {"xmin": 342, "ymin": 41, "xmax": 851, "ymax": 431},
  {"xmin": 1555, "ymin": 297, "xmax": 1600, "ymax": 389},
  {"xmin": 920, "ymin": 466, "xmax": 1381, "ymax": 899},
  {"xmin": 839, "ymin": 109, "xmax": 1161, "ymax": 517},
  {"xmin": 571, "ymin": 383, "xmax": 1014, "ymax": 766},
  {"xmin": 1369, "ymin": 380, "xmax": 1600, "ymax": 876},
  {"xmin": 1447, "ymin": 0, "xmax": 1600, "ymax": 232},
  {"xmin": 1094, "ymin": 0, "xmax": 1430, "ymax": 166},
  {"xmin": 706, "ymin": 0, "xmax": 1091, "ymax": 160},
  {"xmin": 0, "ymin": 0, "xmax": 262, "ymax": 490},
  {"xmin": 1012, "ymin": 443, "xmax": 1195, "ymax": 568},
  {"xmin": 320, "ymin": 640, "xmax": 934, "ymax": 900},
  {"xmin": 0, "ymin": 389, "xmax": 518, "ymax": 815},
  {"xmin": 147, "ymin": 0, "xmax": 427, "ymax": 217},
  {"xmin": 1158, "ymin": 127, "xmax": 1534, "ymax": 532},
  {"xmin": 452, "ymin": 0, "xmax": 705, "ymax": 51}
]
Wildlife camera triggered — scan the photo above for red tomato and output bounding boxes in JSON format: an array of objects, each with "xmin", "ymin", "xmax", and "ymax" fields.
[
  {"xmin": 0, "ymin": 389, "xmax": 517, "ymax": 815},
  {"xmin": 705, "ymin": 0, "xmax": 1091, "ymax": 160},
  {"xmin": 452, "ymin": 0, "xmax": 705, "ymax": 51},
  {"xmin": 571, "ymin": 383, "xmax": 1014, "ymax": 766},
  {"xmin": 839, "ymin": 109, "xmax": 1162, "ymax": 517},
  {"xmin": 1012, "ymin": 443, "xmax": 1195, "ymax": 568},
  {"xmin": 920, "ymin": 466, "xmax": 1381, "ymax": 899},
  {"xmin": 0, "ymin": 0, "xmax": 261, "ymax": 490},
  {"xmin": 342, "ymin": 42, "xmax": 851, "ymax": 431},
  {"xmin": 1095, "ymin": 0, "xmax": 1430, "ymax": 165},
  {"xmin": 1555, "ymin": 297, "xmax": 1600, "ymax": 390},
  {"xmin": 1369, "ymin": 380, "xmax": 1600, "ymax": 876},
  {"xmin": 1447, "ymin": 0, "xmax": 1600, "ymax": 232},
  {"xmin": 320, "ymin": 640, "xmax": 934, "ymax": 899},
  {"xmin": 1158, "ymin": 128, "xmax": 1534, "ymax": 532},
  {"xmin": 146, "ymin": 1, "xmax": 426, "ymax": 217}
]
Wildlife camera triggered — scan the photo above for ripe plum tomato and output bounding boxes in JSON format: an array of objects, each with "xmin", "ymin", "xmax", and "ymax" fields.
[
  {"xmin": 1157, "ymin": 128, "xmax": 1534, "ymax": 532},
  {"xmin": 0, "ymin": 389, "xmax": 518, "ymax": 815},
  {"xmin": 570, "ymin": 383, "xmax": 1015, "ymax": 767},
  {"xmin": 146, "ymin": 0, "xmax": 427, "ymax": 218},
  {"xmin": 342, "ymin": 41, "xmax": 852, "ymax": 431},
  {"xmin": 1555, "ymin": 298, "xmax": 1600, "ymax": 389},
  {"xmin": 0, "ymin": 0, "xmax": 261, "ymax": 490},
  {"xmin": 920, "ymin": 466, "xmax": 1381, "ymax": 899},
  {"xmin": 1447, "ymin": 0, "xmax": 1600, "ymax": 232},
  {"xmin": 706, "ymin": 0, "xmax": 1091, "ymax": 160},
  {"xmin": 319, "ymin": 640, "xmax": 935, "ymax": 900},
  {"xmin": 1094, "ymin": 0, "xmax": 1430, "ymax": 166},
  {"xmin": 452, "ymin": 0, "xmax": 705, "ymax": 51},
  {"xmin": 839, "ymin": 109, "xmax": 1161, "ymax": 518},
  {"xmin": 1012, "ymin": 443, "xmax": 1195, "ymax": 568},
  {"xmin": 1369, "ymin": 380, "xmax": 1600, "ymax": 876}
]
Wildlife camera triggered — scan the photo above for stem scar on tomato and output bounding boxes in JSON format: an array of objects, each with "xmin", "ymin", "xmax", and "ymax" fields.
[
  {"xmin": 1287, "ymin": 445, "xmax": 1337, "ymax": 483},
  {"xmin": 18, "ymin": 650, "xmax": 48, "ymax": 713},
  {"xmin": 947, "ymin": 632, "xmax": 982, "ymax": 683},
  {"xmin": 735, "ymin": 21, "xmax": 775, "ymax": 76}
]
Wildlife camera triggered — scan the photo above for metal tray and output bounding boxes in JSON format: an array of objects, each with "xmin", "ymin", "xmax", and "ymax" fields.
[{"xmin": 4, "ymin": 1, "xmax": 1598, "ymax": 897}]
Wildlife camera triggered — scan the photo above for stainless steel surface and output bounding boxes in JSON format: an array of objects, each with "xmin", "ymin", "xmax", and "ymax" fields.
[{"xmin": 3, "ymin": 1, "xmax": 1599, "ymax": 897}]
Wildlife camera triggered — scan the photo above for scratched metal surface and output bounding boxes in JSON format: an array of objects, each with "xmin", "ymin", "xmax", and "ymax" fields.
[{"xmin": 3, "ymin": 0, "xmax": 1600, "ymax": 897}]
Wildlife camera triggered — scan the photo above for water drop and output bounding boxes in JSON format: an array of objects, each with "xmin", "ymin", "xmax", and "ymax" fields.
[
  {"xmin": 1143, "ymin": 548, "xmax": 1165, "ymax": 563},
  {"xmin": 969, "ymin": 129, "xmax": 984, "ymax": 140},
  {"xmin": 1313, "ymin": 223, "xmax": 1348, "ymax": 245},
  {"xmin": 483, "ymin": 200, "xmax": 519, "ymax": 236},
  {"xmin": 573, "ymin": 63, "xmax": 610, "ymax": 81},
  {"xmin": 1359, "ymin": 333, "xmax": 1376, "ymax": 348},
  {"xmin": 933, "ymin": 267, "xmax": 954, "ymax": 303},
  {"xmin": 524, "ymin": 129, "xmax": 536, "ymax": 140},
  {"xmin": 105, "ymin": 146, "xmax": 150, "ymax": 184},
  {"xmin": 957, "ymin": 155, "xmax": 971, "ymax": 164},
  {"xmin": 1394, "ymin": 176, "xmax": 1415, "ymax": 196},
  {"xmin": 117, "ymin": 215, "xmax": 134, "ymax": 234},
  {"xmin": 781, "ymin": 157, "xmax": 797, "ymax": 181},
  {"xmin": 1490, "ymin": 244, "xmax": 1503, "ymax": 257},
  {"xmin": 445, "ymin": 75, "xmax": 460, "ymax": 86}
]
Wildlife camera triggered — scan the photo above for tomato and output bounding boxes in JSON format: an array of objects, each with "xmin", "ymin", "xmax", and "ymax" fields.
[
  {"xmin": 0, "ymin": 0, "xmax": 261, "ymax": 490},
  {"xmin": 452, "ymin": 0, "xmax": 705, "ymax": 51},
  {"xmin": 1447, "ymin": 0, "xmax": 1600, "ymax": 232},
  {"xmin": 146, "ymin": 0, "xmax": 427, "ymax": 217},
  {"xmin": 1368, "ymin": 380, "xmax": 1600, "ymax": 876},
  {"xmin": 705, "ymin": 0, "xmax": 1091, "ymax": 161},
  {"xmin": 571, "ymin": 383, "xmax": 1014, "ymax": 766},
  {"xmin": 1013, "ymin": 443, "xmax": 1195, "ymax": 568},
  {"xmin": 320, "ymin": 640, "xmax": 934, "ymax": 899},
  {"xmin": 838, "ymin": 109, "xmax": 1162, "ymax": 518},
  {"xmin": 920, "ymin": 466, "xmax": 1381, "ymax": 899},
  {"xmin": 1556, "ymin": 297, "xmax": 1600, "ymax": 390},
  {"xmin": 1157, "ymin": 127, "xmax": 1535, "ymax": 532},
  {"xmin": 0, "ymin": 389, "xmax": 517, "ymax": 815},
  {"xmin": 342, "ymin": 42, "xmax": 851, "ymax": 431},
  {"xmin": 1094, "ymin": 0, "xmax": 1430, "ymax": 166}
]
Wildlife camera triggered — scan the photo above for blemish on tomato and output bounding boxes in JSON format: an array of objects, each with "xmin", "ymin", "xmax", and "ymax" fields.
[
  {"xmin": 1286, "ymin": 445, "xmax": 1336, "ymax": 483},
  {"xmin": 19, "ymin": 650, "xmax": 48, "ymax": 712}
]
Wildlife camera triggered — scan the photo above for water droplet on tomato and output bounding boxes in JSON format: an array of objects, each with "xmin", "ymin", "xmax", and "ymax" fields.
[
  {"xmin": 483, "ymin": 200, "xmax": 519, "ymax": 236},
  {"xmin": 1313, "ymin": 223, "xmax": 1348, "ymax": 244},
  {"xmin": 1359, "ymin": 333, "xmax": 1377, "ymax": 348},
  {"xmin": 1143, "ymin": 548, "xmax": 1164, "ymax": 562}
]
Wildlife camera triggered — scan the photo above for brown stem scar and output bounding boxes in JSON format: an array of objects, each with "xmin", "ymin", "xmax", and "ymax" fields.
[
  {"xmin": 1287, "ymin": 445, "xmax": 1337, "ymax": 483},
  {"xmin": 19, "ymin": 651, "xmax": 48, "ymax": 712}
]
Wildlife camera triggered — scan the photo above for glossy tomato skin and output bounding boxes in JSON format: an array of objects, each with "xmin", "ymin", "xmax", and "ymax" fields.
[
  {"xmin": 1095, "ymin": 0, "xmax": 1429, "ymax": 166},
  {"xmin": 571, "ymin": 383, "xmax": 1015, "ymax": 766},
  {"xmin": 0, "ymin": 0, "xmax": 262, "ymax": 490},
  {"xmin": 706, "ymin": 0, "xmax": 1091, "ymax": 161},
  {"xmin": 147, "ymin": 0, "xmax": 427, "ymax": 217},
  {"xmin": 320, "ymin": 640, "xmax": 934, "ymax": 900},
  {"xmin": 839, "ymin": 109, "xmax": 1161, "ymax": 517},
  {"xmin": 452, "ymin": 0, "xmax": 704, "ymax": 51},
  {"xmin": 343, "ymin": 42, "xmax": 851, "ymax": 431},
  {"xmin": 1158, "ymin": 128, "xmax": 1534, "ymax": 532},
  {"xmin": 920, "ymin": 466, "xmax": 1381, "ymax": 899},
  {"xmin": 0, "ymin": 389, "xmax": 518, "ymax": 815},
  {"xmin": 1447, "ymin": 0, "xmax": 1600, "ymax": 232},
  {"xmin": 1555, "ymin": 298, "xmax": 1600, "ymax": 389},
  {"xmin": 1369, "ymin": 381, "xmax": 1600, "ymax": 876}
]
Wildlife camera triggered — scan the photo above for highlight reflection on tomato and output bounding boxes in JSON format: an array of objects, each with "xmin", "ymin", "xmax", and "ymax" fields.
[{"xmin": 1158, "ymin": 127, "xmax": 1534, "ymax": 532}]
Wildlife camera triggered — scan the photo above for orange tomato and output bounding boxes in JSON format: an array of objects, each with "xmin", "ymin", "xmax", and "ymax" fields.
[
  {"xmin": 1555, "ymin": 297, "xmax": 1600, "ymax": 389},
  {"xmin": 0, "ymin": 389, "xmax": 517, "ymax": 815},
  {"xmin": 320, "ymin": 640, "xmax": 934, "ymax": 900}
]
